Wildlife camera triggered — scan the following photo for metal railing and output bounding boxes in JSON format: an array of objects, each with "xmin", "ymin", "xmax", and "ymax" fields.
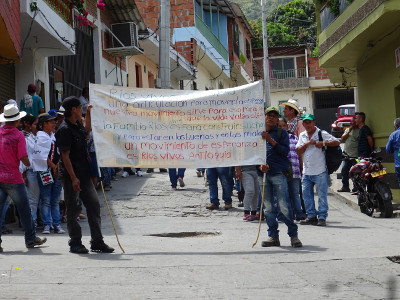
[
  {"xmin": 195, "ymin": 14, "xmax": 229, "ymax": 62},
  {"xmin": 269, "ymin": 68, "xmax": 307, "ymax": 80},
  {"xmin": 43, "ymin": 0, "xmax": 73, "ymax": 26}
]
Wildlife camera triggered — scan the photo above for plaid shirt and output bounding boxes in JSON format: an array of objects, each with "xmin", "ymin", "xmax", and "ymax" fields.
[
  {"xmin": 287, "ymin": 116, "xmax": 301, "ymax": 134},
  {"xmin": 288, "ymin": 133, "xmax": 301, "ymax": 178}
]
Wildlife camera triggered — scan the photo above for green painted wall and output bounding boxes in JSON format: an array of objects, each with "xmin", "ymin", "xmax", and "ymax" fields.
[{"xmin": 357, "ymin": 31, "xmax": 400, "ymax": 201}]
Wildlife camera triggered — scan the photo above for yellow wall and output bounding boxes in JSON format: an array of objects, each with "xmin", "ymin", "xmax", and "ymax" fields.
[{"xmin": 127, "ymin": 55, "xmax": 158, "ymax": 88}]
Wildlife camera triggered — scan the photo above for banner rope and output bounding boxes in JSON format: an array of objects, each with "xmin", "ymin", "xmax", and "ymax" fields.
[
  {"xmin": 100, "ymin": 181, "xmax": 125, "ymax": 253},
  {"xmin": 252, "ymin": 173, "xmax": 266, "ymax": 248}
]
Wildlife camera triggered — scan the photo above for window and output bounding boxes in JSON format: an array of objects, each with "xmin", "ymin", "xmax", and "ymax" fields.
[
  {"xmin": 233, "ymin": 22, "xmax": 239, "ymax": 57},
  {"xmin": 246, "ymin": 39, "xmax": 251, "ymax": 60},
  {"xmin": 135, "ymin": 64, "xmax": 142, "ymax": 88},
  {"xmin": 270, "ymin": 58, "xmax": 295, "ymax": 79}
]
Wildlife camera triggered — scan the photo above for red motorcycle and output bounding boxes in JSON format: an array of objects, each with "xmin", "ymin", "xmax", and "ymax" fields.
[{"xmin": 345, "ymin": 149, "xmax": 393, "ymax": 218}]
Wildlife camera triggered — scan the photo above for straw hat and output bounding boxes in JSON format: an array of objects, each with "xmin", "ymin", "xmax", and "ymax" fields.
[
  {"xmin": 0, "ymin": 104, "xmax": 27, "ymax": 122},
  {"xmin": 278, "ymin": 99, "xmax": 300, "ymax": 114}
]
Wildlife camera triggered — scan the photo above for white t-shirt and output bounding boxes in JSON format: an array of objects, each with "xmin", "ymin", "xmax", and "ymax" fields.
[{"xmin": 296, "ymin": 127, "xmax": 339, "ymax": 176}]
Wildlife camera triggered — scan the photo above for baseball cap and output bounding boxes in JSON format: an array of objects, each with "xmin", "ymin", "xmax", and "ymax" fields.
[
  {"xmin": 28, "ymin": 84, "xmax": 37, "ymax": 93},
  {"xmin": 302, "ymin": 113, "xmax": 315, "ymax": 121},
  {"xmin": 48, "ymin": 109, "xmax": 59, "ymax": 117},
  {"xmin": 38, "ymin": 113, "xmax": 56, "ymax": 124},
  {"xmin": 265, "ymin": 106, "xmax": 280, "ymax": 116}
]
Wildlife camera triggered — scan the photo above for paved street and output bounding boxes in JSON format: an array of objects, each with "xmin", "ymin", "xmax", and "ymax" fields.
[{"xmin": 1, "ymin": 169, "xmax": 400, "ymax": 299}]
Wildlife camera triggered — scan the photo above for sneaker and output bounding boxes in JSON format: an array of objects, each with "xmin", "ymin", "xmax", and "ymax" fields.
[
  {"xmin": 206, "ymin": 203, "xmax": 219, "ymax": 210},
  {"xmin": 300, "ymin": 217, "xmax": 318, "ymax": 225},
  {"xmin": 90, "ymin": 241, "xmax": 114, "ymax": 253},
  {"xmin": 261, "ymin": 237, "xmax": 280, "ymax": 247},
  {"xmin": 42, "ymin": 225, "xmax": 51, "ymax": 234},
  {"xmin": 196, "ymin": 170, "xmax": 202, "ymax": 177},
  {"xmin": 224, "ymin": 203, "xmax": 233, "ymax": 210},
  {"xmin": 146, "ymin": 168, "xmax": 154, "ymax": 173},
  {"xmin": 248, "ymin": 214, "xmax": 260, "ymax": 221},
  {"xmin": 0, "ymin": 245, "xmax": 3, "ymax": 252},
  {"xmin": 70, "ymin": 244, "xmax": 89, "ymax": 254},
  {"xmin": 122, "ymin": 171, "xmax": 129, "ymax": 178},
  {"xmin": 26, "ymin": 237, "xmax": 47, "ymax": 248},
  {"xmin": 54, "ymin": 225, "xmax": 65, "ymax": 234},
  {"xmin": 79, "ymin": 213, "xmax": 86, "ymax": 219},
  {"xmin": 159, "ymin": 168, "xmax": 168, "ymax": 173},
  {"xmin": 291, "ymin": 236, "xmax": 303, "ymax": 248},
  {"xmin": 238, "ymin": 201, "xmax": 244, "ymax": 207},
  {"xmin": 137, "ymin": 170, "xmax": 143, "ymax": 177},
  {"xmin": 103, "ymin": 185, "xmax": 111, "ymax": 191},
  {"xmin": 317, "ymin": 219, "xmax": 327, "ymax": 226},
  {"xmin": 337, "ymin": 186, "xmax": 350, "ymax": 192},
  {"xmin": 243, "ymin": 214, "xmax": 252, "ymax": 220},
  {"xmin": 178, "ymin": 177, "xmax": 185, "ymax": 187},
  {"xmin": 172, "ymin": 185, "xmax": 177, "ymax": 189}
]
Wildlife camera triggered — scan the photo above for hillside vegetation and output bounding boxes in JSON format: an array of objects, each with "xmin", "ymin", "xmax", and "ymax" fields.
[{"xmin": 232, "ymin": 0, "xmax": 293, "ymax": 20}]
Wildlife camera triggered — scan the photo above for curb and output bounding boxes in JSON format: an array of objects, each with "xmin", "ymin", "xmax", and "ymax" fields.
[{"xmin": 329, "ymin": 187, "xmax": 400, "ymax": 218}]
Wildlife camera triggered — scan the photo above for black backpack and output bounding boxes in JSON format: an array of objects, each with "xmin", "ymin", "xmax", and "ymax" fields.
[{"xmin": 318, "ymin": 130, "xmax": 343, "ymax": 174}]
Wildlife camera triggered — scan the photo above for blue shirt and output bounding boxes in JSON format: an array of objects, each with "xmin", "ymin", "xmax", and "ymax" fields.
[
  {"xmin": 20, "ymin": 95, "xmax": 44, "ymax": 117},
  {"xmin": 386, "ymin": 127, "xmax": 400, "ymax": 167},
  {"xmin": 266, "ymin": 126, "xmax": 290, "ymax": 174}
]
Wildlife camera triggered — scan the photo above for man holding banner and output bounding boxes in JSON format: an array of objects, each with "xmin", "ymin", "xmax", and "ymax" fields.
[
  {"xmin": 56, "ymin": 96, "xmax": 114, "ymax": 254},
  {"xmin": 260, "ymin": 106, "xmax": 302, "ymax": 248}
]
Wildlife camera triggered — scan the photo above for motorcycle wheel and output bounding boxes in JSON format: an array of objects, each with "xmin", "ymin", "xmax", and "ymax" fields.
[
  {"xmin": 358, "ymin": 194, "xmax": 374, "ymax": 216},
  {"xmin": 375, "ymin": 181, "xmax": 393, "ymax": 218}
]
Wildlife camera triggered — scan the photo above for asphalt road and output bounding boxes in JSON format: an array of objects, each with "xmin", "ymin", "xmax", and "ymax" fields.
[{"xmin": 1, "ymin": 169, "xmax": 399, "ymax": 299}]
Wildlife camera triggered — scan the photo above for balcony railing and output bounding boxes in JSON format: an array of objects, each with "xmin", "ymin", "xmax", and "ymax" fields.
[
  {"xmin": 195, "ymin": 14, "xmax": 229, "ymax": 62},
  {"xmin": 44, "ymin": 0, "xmax": 73, "ymax": 26},
  {"xmin": 269, "ymin": 68, "xmax": 307, "ymax": 80},
  {"xmin": 320, "ymin": 0, "xmax": 350, "ymax": 31}
]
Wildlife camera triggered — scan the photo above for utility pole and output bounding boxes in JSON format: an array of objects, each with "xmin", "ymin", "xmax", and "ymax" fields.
[
  {"xmin": 159, "ymin": 0, "xmax": 170, "ymax": 89},
  {"xmin": 262, "ymin": 0, "xmax": 271, "ymax": 107}
]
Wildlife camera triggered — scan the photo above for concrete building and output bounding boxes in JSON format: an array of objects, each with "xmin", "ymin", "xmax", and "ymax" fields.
[
  {"xmin": 253, "ymin": 45, "xmax": 353, "ymax": 132},
  {"xmin": 135, "ymin": 0, "xmax": 254, "ymax": 91},
  {"xmin": 315, "ymin": 0, "xmax": 400, "ymax": 200}
]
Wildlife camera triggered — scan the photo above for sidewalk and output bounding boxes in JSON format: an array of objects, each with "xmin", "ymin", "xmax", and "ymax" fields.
[{"xmin": 329, "ymin": 170, "xmax": 400, "ymax": 218}]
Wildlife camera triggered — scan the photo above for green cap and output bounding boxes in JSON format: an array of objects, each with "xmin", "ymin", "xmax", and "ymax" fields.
[
  {"xmin": 265, "ymin": 106, "xmax": 280, "ymax": 116},
  {"xmin": 302, "ymin": 113, "xmax": 315, "ymax": 121}
]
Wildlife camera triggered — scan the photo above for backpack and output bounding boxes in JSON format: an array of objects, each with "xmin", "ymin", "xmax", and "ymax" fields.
[{"xmin": 318, "ymin": 130, "xmax": 343, "ymax": 174}]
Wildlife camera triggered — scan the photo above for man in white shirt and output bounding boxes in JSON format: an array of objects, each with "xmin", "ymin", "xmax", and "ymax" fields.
[{"xmin": 296, "ymin": 113, "xmax": 340, "ymax": 226}]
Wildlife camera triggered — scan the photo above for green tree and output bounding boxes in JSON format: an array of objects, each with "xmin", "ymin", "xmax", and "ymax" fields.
[{"xmin": 250, "ymin": 0, "xmax": 316, "ymax": 48}]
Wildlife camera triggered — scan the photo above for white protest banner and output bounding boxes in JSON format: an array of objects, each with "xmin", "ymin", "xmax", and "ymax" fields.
[{"xmin": 90, "ymin": 81, "xmax": 266, "ymax": 168}]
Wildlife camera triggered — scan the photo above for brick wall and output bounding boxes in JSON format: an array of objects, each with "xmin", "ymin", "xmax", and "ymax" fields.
[
  {"xmin": 308, "ymin": 57, "xmax": 329, "ymax": 80},
  {"xmin": 0, "ymin": 0, "xmax": 21, "ymax": 57},
  {"xmin": 175, "ymin": 38, "xmax": 197, "ymax": 67},
  {"xmin": 136, "ymin": 0, "xmax": 194, "ymax": 35}
]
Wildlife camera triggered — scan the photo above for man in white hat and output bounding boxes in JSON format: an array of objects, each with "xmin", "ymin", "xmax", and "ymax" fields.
[
  {"xmin": 279, "ymin": 99, "xmax": 305, "ymax": 137},
  {"xmin": 0, "ymin": 104, "xmax": 47, "ymax": 252}
]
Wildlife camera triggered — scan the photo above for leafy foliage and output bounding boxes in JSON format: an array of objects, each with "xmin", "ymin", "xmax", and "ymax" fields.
[
  {"xmin": 250, "ymin": 0, "xmax": 316, "ymax": 48},
  {"xmin": 233, "ymin": 0, "xmax": 292, "ymax": 21}
]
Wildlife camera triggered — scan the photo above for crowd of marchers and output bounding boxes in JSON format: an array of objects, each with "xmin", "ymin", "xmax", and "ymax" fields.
[{"xmin": 1, "ymin": 85, "xmax": 399, "ymax": 252}]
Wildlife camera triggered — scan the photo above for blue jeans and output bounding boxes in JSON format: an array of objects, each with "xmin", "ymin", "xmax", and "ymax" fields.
[
  {"xmin": 100, "ymin": 167, "xmax": 112, "ymax": 186},
  {"xmin": 263, "ymin": 173, "xmax": 298, "ymax": 238},
  {"xmin": 168, "ymin": 168, "xmax": 185, "ymax": 186},
  {"xmin": 302, "ymin": 171, "xmax": 329, "ymax": 220},
  {"xmin": 207, "ymin": 167, "xmax": 233, "ymax": 205},
  {"xmin": 288, "ymin": 178, "xmax": 303, "ymax": 220},
  {"xmin": 0, "ymin": 197, "xmax": 10, "ymax": 228},
  {"xmin": 0, "ymin": 182, "xmax": 36, "ymax": 245},
  {"xmin": 38, "ymin": 175, "xmax": 63, "ymax": 227},
  {"xmin": 395, "ymin": 167, "xmax": 400, "ymax": 188},
  {"xmin": 26, "ymin": 170, "xmax": 40, "ymax": 227},
  {"xmin": 341, "ymin": 160, "xmax": 352, "ymax": 188}
]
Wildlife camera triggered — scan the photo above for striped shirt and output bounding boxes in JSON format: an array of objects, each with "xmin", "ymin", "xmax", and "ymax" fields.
[{"xmin": 288, "ymin": 133, "xmax": 301, "ymax": 178}]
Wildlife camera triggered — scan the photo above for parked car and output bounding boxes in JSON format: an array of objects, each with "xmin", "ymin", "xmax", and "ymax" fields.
[{"xmin": 331, "ymin": 104, "xmax": 355, "ymax": 138}]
